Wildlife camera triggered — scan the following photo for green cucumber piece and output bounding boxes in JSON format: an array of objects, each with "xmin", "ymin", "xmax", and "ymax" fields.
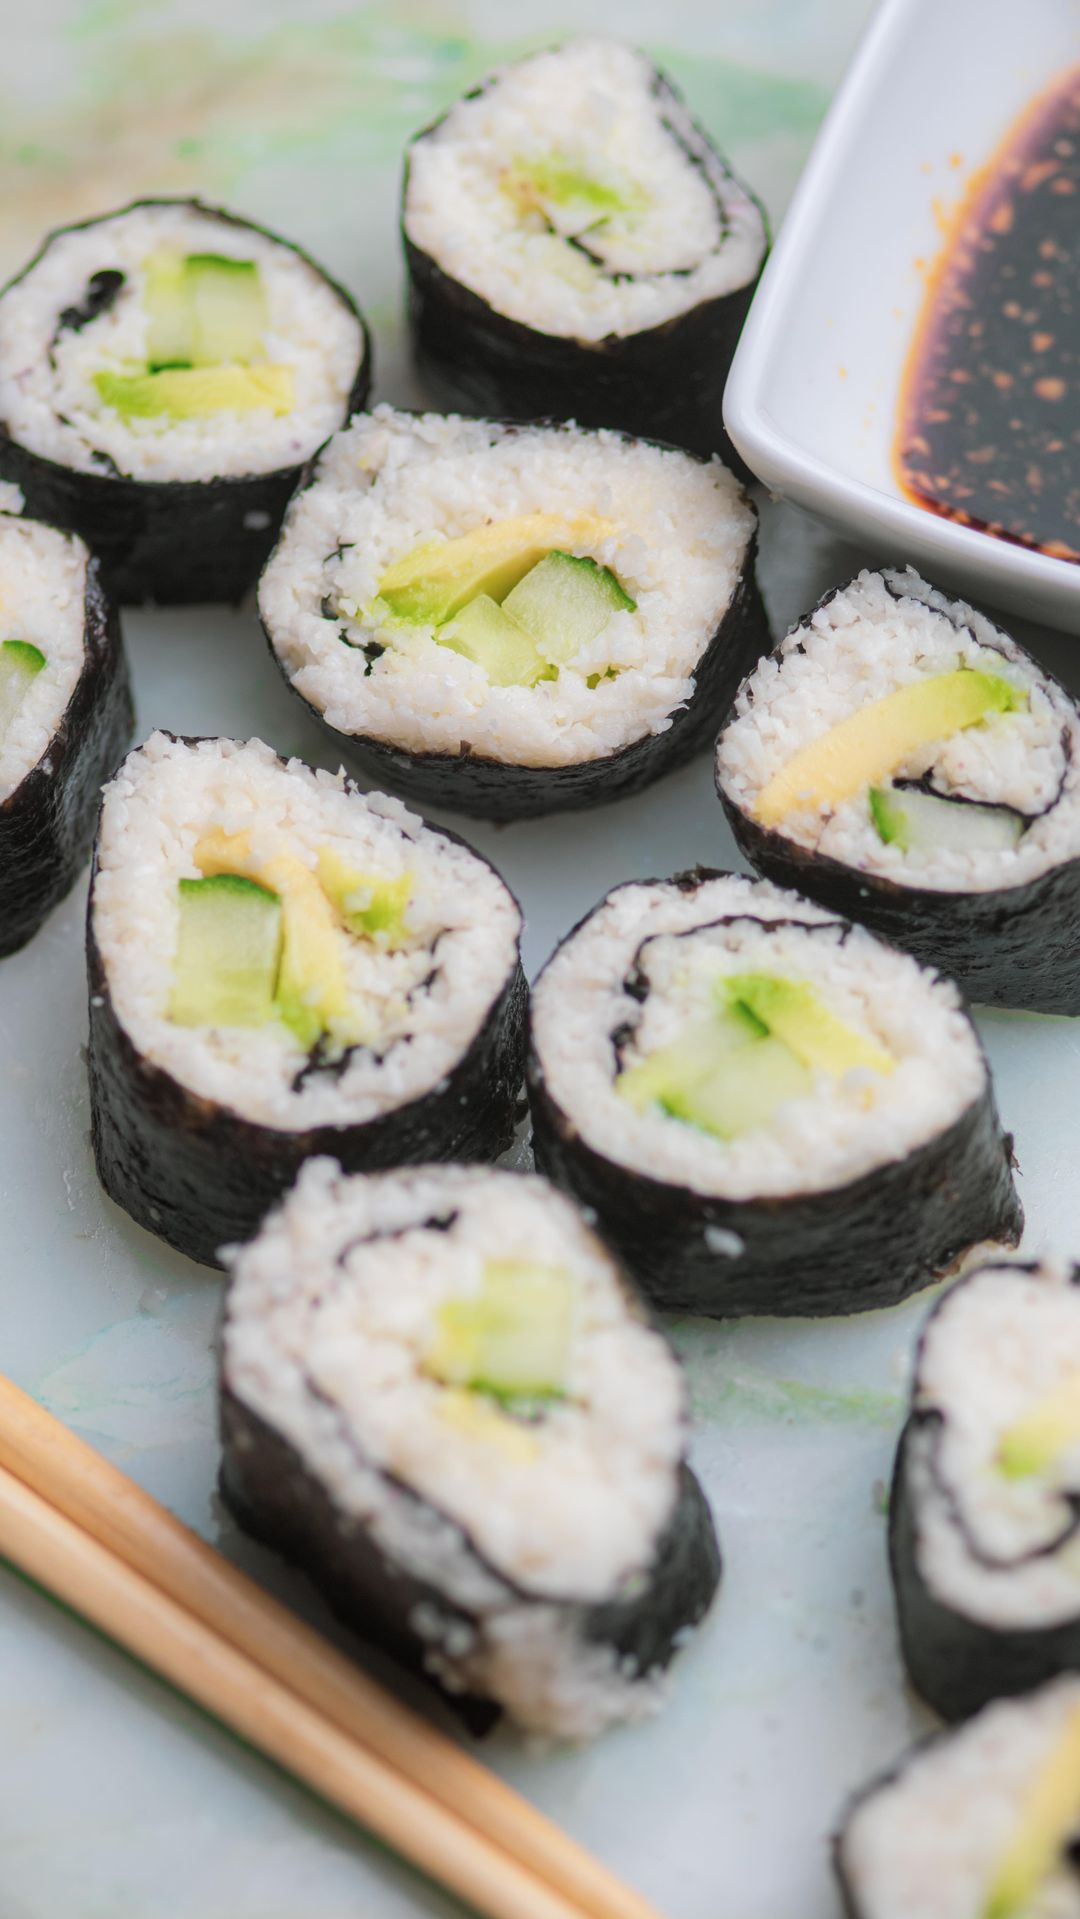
[
  {"xmin": 501, "ymin": 550, "xmax": 636, "ymax": 667},
  {"xmin": 0, "ymin": 639, "xmax": 46, "ymax": 744},
  {"xmin": 144, "ymin": 251, "xmax": 266, "ymax": 370},
  {"xmin": 439, "ymin": 594, "xmax": 550, "ymax": 687},
  {"xmin": 869, "ymin": 782, "xmax": 1025, "ymax": 854},
  {"xmin": 425, "ymin": 1260, "xmax": 574, "ymax": 1401},
  {"xmin": 617, "ymin": 1007, "xmax": 810, "ymax": 1140},
  {"xmin": 169, "ymin": 873, "xmax": 282, "ymax": 1027},
  {"xmin": 95, "ymin": 364, "xmax": 293, "ymax": 420}
]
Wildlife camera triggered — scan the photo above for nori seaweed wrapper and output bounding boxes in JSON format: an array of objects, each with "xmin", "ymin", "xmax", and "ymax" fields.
[
  {"xmin": 716, "ymin": 575, "xmax": 1080, "ymax": 1014},
  {"xmin": 0, "ymin": 546, "xmax": 132, "ymax": 958},
  {"xmin": 265, "ymin": 518, "xmax": 770, "ymax": 824},
  {"xmin": 86, "ymin": 780, "xmax": 528, "ymax": 1267},
  {"xmin": 218, "ymin": 1393, "xmax": 720, "ymax": 1730},
  {"xmin": 527, "ymin": 873, "xmax": 1023, "ymax": 1319},
  {"xmin": 402, "ymin": 60, "xmax": 767, "ymax": 470},
  {"xmin": 889, "ymin": 1262, "xmax": 1080, "ymax": 1722},
  {"xmin": 0, "ymin": 200, "xmax": 372, "ymax": 607}
]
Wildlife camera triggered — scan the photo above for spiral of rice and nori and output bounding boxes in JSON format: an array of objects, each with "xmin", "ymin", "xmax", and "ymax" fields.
[
  {"xmin": 835, "ymin": 1676, "xmax": 1080, "ymax": 1919},
  {"xmin": 402, "ymin": 38, "xmax": 768, "ymax": 463},
  {"xmin": 890, "ymin": 1256, "xmax": 1080, "ymax": 1724},
  {"xmin": 87, "ymin": 733, "xmax": 526, "ymax": 1266},
  {"xmin": 0, "ymin": 199, "xmax": 370, "ymax": 605},
  {"xmin": 716, "ymin": 567, "xmax": 1080, "ymax": 1012},
  {"xmin": 259, "ymin": 405, "xmax": 767, "ymax": 820},
  {"xmin": 527, "ymin": 869, "xmax": 1022, "ymax": 1318},
  {"xmin": 220, "ymin": 1157, "xmax": 721, "ymax": 1740},
  {"xmin": 0, "ymin": 506, "xmax": 131, "ymax": 957}
]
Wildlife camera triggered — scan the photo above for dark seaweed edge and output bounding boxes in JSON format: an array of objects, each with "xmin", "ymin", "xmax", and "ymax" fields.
[
  {"xmin": 86, "ymin": 734, "xmax": 528, "ymax": 1267},
  {"xmin": 398, "ymin": 44, "xmax": 769, "ymax": 466},
  {"xmin": 889, "ymin": 1258, "xmax": 1080, "ymax": 1721},
  {"xmin": 526, "ymin": 868, "xmax": 1023, "ymax": 1319},
  {"xmin": 0, "ymin": 198, "xmax": 373, "ymax": 605},
  {"xmin": 259, "ymin": 416, "xmax": 770, "ymax": 820},
  {"xmin": 0, "ymin": 523, "xmax": 132, "ymax": 957},
  {"xmin": 715, "ymin": 570, "xmax": 1080, "ymax": 1013},
  {"xmin": 218, "ymin": 1178, "xmax": 720, "ymax": 1723}
]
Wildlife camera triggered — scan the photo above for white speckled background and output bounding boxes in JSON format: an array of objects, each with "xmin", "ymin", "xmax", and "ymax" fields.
[{"xmin": 2, "ymin": 4, "xmax": 1079, "ymax": 1915}]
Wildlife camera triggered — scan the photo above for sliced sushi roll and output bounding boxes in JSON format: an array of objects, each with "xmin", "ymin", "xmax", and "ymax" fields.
[
  {"xmin": 259, "ymin": 405, "xmax": 767, "ymax": 820},
  {"xmin": 716, "ymin": 567, "xmax": 1080, "ymax": 1013},
  {"xmin": 0, "ymin": 199, "xmax": 370, "ymax": 605},
  {"xmin": 527, "ymin": 869, "xmax": 1022, "ymax": 1318},
  {"xmin": 220, "ymin": 1157, "xmax": 720, "ymax": 1739},
  {"xmin": 890, "ymin": 1257, "xmax": 1080, "ymax": 1723},
  {"xmin": 0, "ymin": 508, "xmax": 131, "ymax": 957},
  {"xmin": 835, "ymin": 1676, "xmax": 1080, "ymax": 1919},
  {"xmin": 87, "ymin": 734, "xmax": 526, "ymax": 1267},
  {"xmin": 402, "ymin": 39, "xmax": 768, "ymax": 464}
]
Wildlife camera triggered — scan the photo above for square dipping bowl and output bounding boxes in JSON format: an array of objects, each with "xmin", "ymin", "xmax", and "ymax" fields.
[{"xmin": 723, "ymin": 0, "xmax": 1080, "ymax": 635}]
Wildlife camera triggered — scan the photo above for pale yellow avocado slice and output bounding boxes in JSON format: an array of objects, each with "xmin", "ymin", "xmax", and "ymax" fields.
[
  {"xmin": 375, "ymin": 512, "xmax": 617, "ymax": 626},
  {"xmin": 984, "ymin": 1703, "xmax": 1080, "ymax": 1918},
  {"xmin": 317, "ymin": 848, "xmax": 413, "ymax": 944},
  {"xmin": 753, "ymin": 670, "xmax": 1024, "ymax": 829},
  {"xmin": 94, "ymin": 364, "xmax": 293, "ymax": 420},
  {"xmin": 195, "ymin": 830, "xmax": 355, "ymax": 1050},
  {"xmin": 998, "ymin": 1369, "xmax": 1080, "ymax": 1479},
  {"xmin": 436, "ymin": 1389, "xmax": 540, "ymax": 1463},
  {"xmin": 719, "ymin": 974, "xmax": 895, "ymax": 1079}
]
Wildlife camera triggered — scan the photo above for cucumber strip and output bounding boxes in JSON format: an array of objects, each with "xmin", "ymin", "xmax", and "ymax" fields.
[
  {"xmin": 501, "ymin": 549, "xmax": 635, "ymax": 666},
  {"xmin": 0, "ymin": 638, "xmax": 46, "ymax": 744},
  {"xmin": 169, "ymin": 873, "xmax": 282, "ymax": 1028},
  {"xmin": 869, "ymin": 782, "xmax": 1025, "ymax": 854}
]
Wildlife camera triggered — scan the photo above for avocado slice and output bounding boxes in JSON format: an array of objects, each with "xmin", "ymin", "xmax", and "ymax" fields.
[
  {"xmin": 0, "ymin": 639, "xmax": 46, "ymax": 744},
  {"xmin": 169, "ymin": 873, "xmax": 282, "ymax": 1027},
  {"xmin": 424, "ymin": 1260, "xmax": 574, "ymax": 1403},
  {"xmin": 501, "ymin": 550, "xmax": 635, "ymax": 667},
  {"xmin": 438, "ymin": 594, "xmax": 550, "ymax": 687},
  {"xmin": 984, "ymin": 1704, "xmax": 1080, "ymax": 1918},
  {"xmin": 144, "ymin": 251, "xmax": 267, "ymax": 370},
  {"xmin": 94, "ymin": 363, "xmax": 293, "ymax": 420},
  {"xmin": 997, "ymin": 1370, "xmax": 1080, "ymax": 1479},
  {"xmin": 194, "ymin": 830, "xmax": 355, "ymax": 1050},
  {"xmin": 375, "ymin": 512, "xmax": 617, "ymax": 626},
  {"xmin": 753, "ymin": 669, "xmax": 1025, "ymax": 828},
  {"xmin": 503, "ymin": 153, "xmax": 646, "ymax": 235},
  {"xmin": 869, "ymin": 782, "xmax": 1025, "ymax": 854},
  {"xmin": 436, "ymin": 1388, "xmax": 542, "ymax": 1462},
  {"xmin": 316, "ymin": 849, "xmax": 413, "ymax": 943},
  {"xmin": 720, "ymin": 974, "xmax": 895, "ymax": 1078},
  {"xmin": 617, "ymin": 1007, "xmax": 812, "ymax": 1140}
]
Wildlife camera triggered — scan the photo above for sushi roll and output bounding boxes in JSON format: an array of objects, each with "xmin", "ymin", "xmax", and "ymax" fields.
[
  {"xmin": 835, "ymin": 1676, "xmax": 1080, "ymax": 1919},
  {"xmin": 890, "ymin": 1257, "xmax": 1080, "ymax": 1723},
  {"xmin": 220, "ymin": 1158, "xmax": 721, "ymax": 1739},
  {"xmin": 527, "ymin": 869, "xmax": 1022, "ymax": 1318},
  {"xmin": 715, "ymin": 567, "xmax": 1080, "ymax": 1014},
  {"xmin": 258, "ymin": 405, "xmax": 767, "ymax": 821},
  {"xmin": 0, "ymin": 507, "xmax": 131, "ymax": 957},
  {"xmin": 0, "ymin": 199, "xmax": 370, "ymax": 605},
  {"xmin": 87, "ymin": 733, "xmax": 526, "ymax": 1267},
  {"xmin": 401, "ymin": 39, "xmax": 768, "ymax": 464}
]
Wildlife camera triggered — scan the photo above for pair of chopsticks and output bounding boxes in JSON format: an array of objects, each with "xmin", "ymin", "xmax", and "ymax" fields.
[{"xmin": 0, "ymin": 1378, "xmax": 660, "ymax": 1919}]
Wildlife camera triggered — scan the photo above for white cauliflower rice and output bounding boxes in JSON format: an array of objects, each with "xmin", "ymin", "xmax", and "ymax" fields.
[
  {"xmin": 223, "ymin": 1160, "xmax": 697, "ymax": 1738},
  {"xmin": 904, "ymin": 1259, "xmax": 1080, "ymax": 1630},
  {"xmin": 530, "ymin": 871, "xmax": 987, "ymax": 1200},
  {"xmin": 404, "ymin": 38, "xmax": 767, "ymax": 341},
  {"xmin": 717, "ymin": 568, "xmax": 1080, "ymax": 893},
  {"xmin": 0, "ymin": 201, "xmax": 365, "ymax": 483},
  {"xmin": 838, "ymin": 1677, "xmax": 1080, "ymax": 1919},
  {"xmin": 0, "ymin": 512, "xmax": 88, "ymax": 803},
  {"xmin": 259, "ymin": 405, "xmax": 756, "ymax": 768},
  {"xmin": 91, "ymin": 733, "xmax": 521, "ymax": 1130}
]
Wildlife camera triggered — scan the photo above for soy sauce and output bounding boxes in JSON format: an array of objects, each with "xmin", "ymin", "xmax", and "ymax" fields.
[{"xmin": 896, "ymin": 66, "xmax": 1080, "ymax": 563}]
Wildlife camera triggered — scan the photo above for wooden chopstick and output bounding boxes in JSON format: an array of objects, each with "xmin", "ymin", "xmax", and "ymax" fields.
[
  {"xmin": 0, "ymin": 1380, "xmax": 661, "ymax": 1919},
  {"xmin": 0, "ymin": 1461, "xmax": 584, "ymax": 1919}
]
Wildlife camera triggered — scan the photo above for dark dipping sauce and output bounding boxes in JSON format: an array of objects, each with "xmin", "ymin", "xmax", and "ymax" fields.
[{"xmin": 897, "ymin": 65, "xmax": 1080, "ymax": 563}]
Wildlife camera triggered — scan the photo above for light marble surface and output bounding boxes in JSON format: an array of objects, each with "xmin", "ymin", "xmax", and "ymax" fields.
[{"xmin": 3, "ymin": 4, "xmax": 1078, "ymax": 1916}]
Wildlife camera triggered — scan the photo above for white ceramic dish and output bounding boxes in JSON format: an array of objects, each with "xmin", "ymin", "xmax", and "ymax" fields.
[{"xmin": 723, "ymin": 0, "xmax": 1080, "ymax": 636}]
